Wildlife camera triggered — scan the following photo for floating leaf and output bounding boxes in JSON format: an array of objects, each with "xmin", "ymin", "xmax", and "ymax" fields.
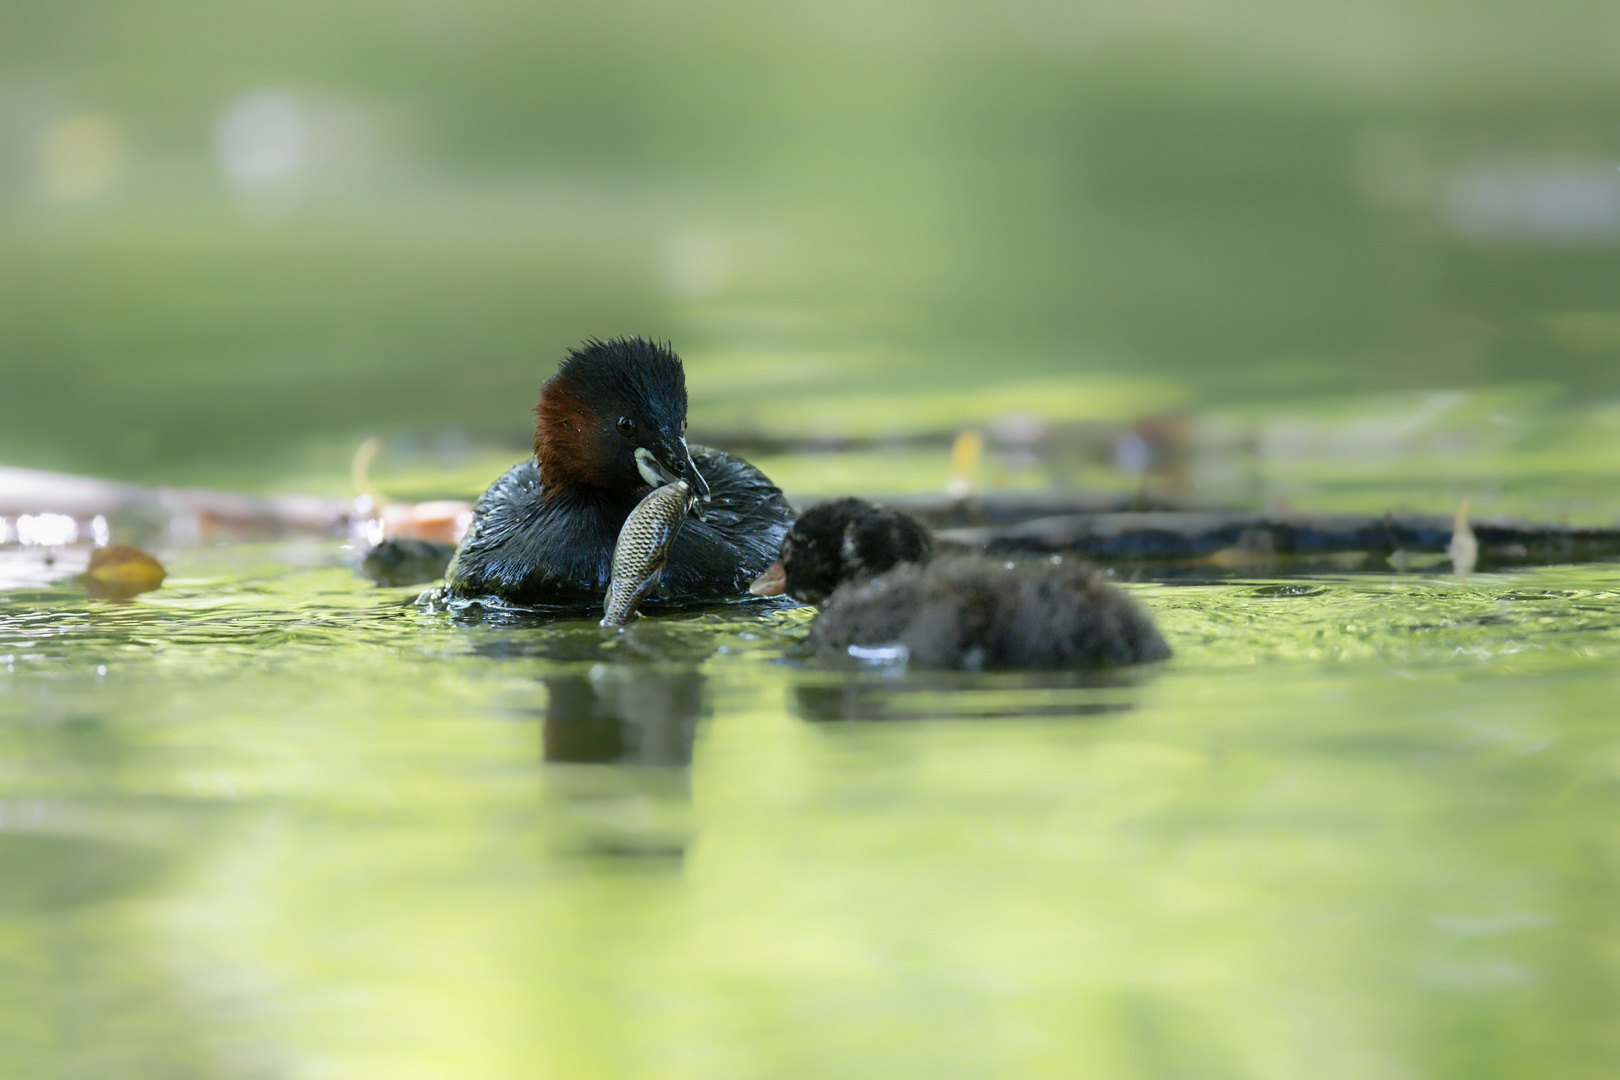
[{"xmin": 80, "ymin": 545, "xmax": 165, "ymax": 600}]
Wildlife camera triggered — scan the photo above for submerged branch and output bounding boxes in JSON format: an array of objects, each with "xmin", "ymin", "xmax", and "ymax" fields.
[
  {"xmin": 7, "ymin": 465, "xmax": 1619, "ymax": 577},
  {"xmin": 0, "ymin": 465, "xmax": 350, "ymax": 543},
  {"xmin": 935, "ymin": 507, "xmax": 1620, "ymax": 572}
]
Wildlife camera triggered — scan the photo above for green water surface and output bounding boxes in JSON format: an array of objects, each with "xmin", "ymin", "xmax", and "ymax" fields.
[{"xmin": 2, "ymin": 548, "xmax": 1618, "ymax": 1079}]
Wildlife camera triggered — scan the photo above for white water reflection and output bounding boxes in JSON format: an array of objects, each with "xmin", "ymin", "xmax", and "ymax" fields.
[{"xmin": 13, "ymin": 513, "xmax": 78, "ymax": 547}]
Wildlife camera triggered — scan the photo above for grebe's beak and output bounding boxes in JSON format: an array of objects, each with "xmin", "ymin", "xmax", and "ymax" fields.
[
  {"xmin": 635, "ymin": 439, "xmax": 711, "ymax": 503},
  {"xmin": 749, "ymin": 558, "xmax": 787, "ymax": 597}
]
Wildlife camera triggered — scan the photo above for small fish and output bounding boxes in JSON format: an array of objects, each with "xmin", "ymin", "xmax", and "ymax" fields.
[{"xmin": 601, "ymin": 480, "xmax": 697, "ymax": 627}]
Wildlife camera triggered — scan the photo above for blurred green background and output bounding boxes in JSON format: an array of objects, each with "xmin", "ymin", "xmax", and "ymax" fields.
[{"xmin": 4, "ymin": 0, "xmax": 1620, "ymax": 499}]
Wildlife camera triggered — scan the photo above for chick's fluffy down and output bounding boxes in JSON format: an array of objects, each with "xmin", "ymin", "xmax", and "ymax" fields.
[{"xmin": 808, "ymin": 556, "xmax": 1171, "ymax": 670}]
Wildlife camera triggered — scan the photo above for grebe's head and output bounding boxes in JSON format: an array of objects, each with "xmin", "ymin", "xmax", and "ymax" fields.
[
  {"xmin": 749, "ymin": 497, "xmax": 933, "ymax": 604},
  {"xmin": 534, "ymin": 337, "xmax": 710, "ymax": 500}
]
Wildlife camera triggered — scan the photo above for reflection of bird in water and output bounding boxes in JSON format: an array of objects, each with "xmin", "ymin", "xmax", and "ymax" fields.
[
  {"xmin": 445, "ymin": 337, "xmax": 793, "ymax": 606},
  {"xmin": 752, "ymin": 498, "xmax": 1171, "ymax": 670},
  {"xmin": 541, "ymin": 669, "xmax": 704, "ymax": 767},
  {"xmin": 537, "ymin": 668, "xmax": 706, "ymax": 862},
  {"xmin": 793, "ymin": 676, "xmax": 1136, "ymax": 723}
]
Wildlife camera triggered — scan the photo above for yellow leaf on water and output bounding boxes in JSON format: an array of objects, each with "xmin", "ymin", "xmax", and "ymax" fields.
[{"xmin": 81, "ymin": 544, "xmax": 166, "ymax": 600}]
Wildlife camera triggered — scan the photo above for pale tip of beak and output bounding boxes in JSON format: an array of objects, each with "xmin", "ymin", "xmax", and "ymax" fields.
[{"xmin": 748, "ymin": 559, "xmax": 787, "ymax": 597}]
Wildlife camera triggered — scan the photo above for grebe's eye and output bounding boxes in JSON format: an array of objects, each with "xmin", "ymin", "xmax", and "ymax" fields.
[{"xmin": 616, "ymin": 417, "xmax": 636, "ymax": 438}]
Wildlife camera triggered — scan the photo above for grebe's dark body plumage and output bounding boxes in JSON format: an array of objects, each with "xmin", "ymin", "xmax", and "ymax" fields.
[
  {"xmin": 445, "ymin": 337, "xmax": 793, "ymax": 607},
  {"xmin": 752, "ymin": 498, "xmax": 1171, "ymax": 669}
]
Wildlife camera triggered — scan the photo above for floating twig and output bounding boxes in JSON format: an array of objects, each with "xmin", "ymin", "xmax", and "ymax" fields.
[{"xmin": 1449, "ymin": 499, "xmax": 1478, "ymax": 578}]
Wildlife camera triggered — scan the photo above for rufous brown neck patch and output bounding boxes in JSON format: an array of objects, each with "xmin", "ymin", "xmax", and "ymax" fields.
[{"xmin": 534, "ymin": 378, "xmax": 613, "ymax": 493}]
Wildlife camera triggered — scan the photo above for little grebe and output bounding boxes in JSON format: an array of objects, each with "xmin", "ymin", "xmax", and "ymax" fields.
[
  {"xmin": 750, "ymin": 498, "xmax": 1171, "ymax": 669},
  {"xmin": 445, "ymin": 337, "xmax": 793, "ymax": 606}
]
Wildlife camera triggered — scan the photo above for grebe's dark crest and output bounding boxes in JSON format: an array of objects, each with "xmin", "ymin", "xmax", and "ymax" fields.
[{"xmin": 534, "ymin": 337, "xmax": 708, "ymax": 498}]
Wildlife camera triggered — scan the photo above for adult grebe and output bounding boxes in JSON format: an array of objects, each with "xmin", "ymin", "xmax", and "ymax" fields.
[{"xmin": 446, "ymin": 337, "xmax": 793, "ymax": 606}]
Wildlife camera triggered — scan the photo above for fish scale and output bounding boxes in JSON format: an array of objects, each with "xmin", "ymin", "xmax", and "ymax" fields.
[{"xmin": 600, "ymin": 480, "xmax": 697, "ymax": 627}]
